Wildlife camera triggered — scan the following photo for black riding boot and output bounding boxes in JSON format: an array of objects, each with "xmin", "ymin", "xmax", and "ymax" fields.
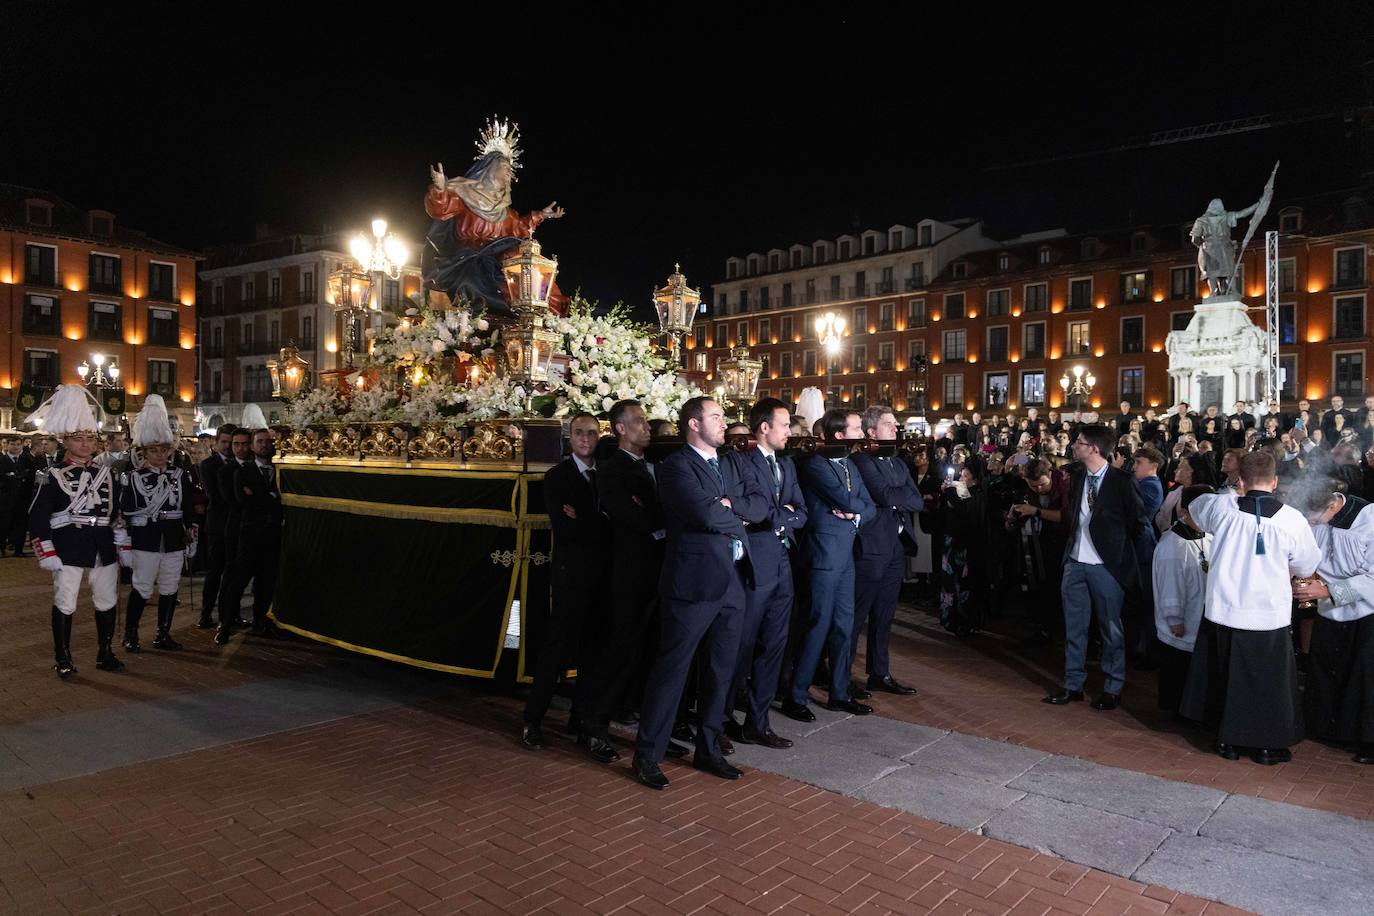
[
  {"xmin": 52, "ymin": 607, "xmax": 75, "ymax": 678},
  {"xmin": 152, "ymin": 594, "xmax": 182, "ymax": 650},
  {"xmin": 123, "ymin": 590, "xmax": 147, "ymax": 652},
  {"xmin": 95, "ymin": 608, "xmax": 124, "ymax": 672}
]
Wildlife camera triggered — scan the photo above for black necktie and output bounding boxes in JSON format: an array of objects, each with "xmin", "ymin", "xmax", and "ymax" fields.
[
  {"xmin": 707, "ymin": 456, "xmax": 722, "ymax": 481},
  {"xmin": 1087, "ymin": 473, "xmax": 1100, "ymax": 512},
  {"xmin": 585, "ymin": 466, "xmax": 599, "ymax": 514}
]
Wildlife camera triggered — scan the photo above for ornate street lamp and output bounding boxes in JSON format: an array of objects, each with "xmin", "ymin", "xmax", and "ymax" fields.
[
  {"xmin": 816, "ymin": 311, "xmax": 847, "ymax": 407},
  {"xmin": 653, "ymin": 263, "xmax": 701, "ymax": 366},
  {"xmin": 1059, "ymin": 364, "xmax": 1096, "ymax": 413},
  {"xmin": 267, "ymin": 340, "xmax": 310, "ymax": 400},
  {"xmin": 500, "ymin": 237, "xmax": 561, "ymax": 389},
  {"xmin": 77, "ymin": 352, "xmax": 119, "ymax": 388},
  {"xmin": 327, "ymin": 262, "xmax": 371, "ymax": 369},
  {"xmin": 349, "ymin": 218, "xmax": 410, "ymax": 314},
  {"xmin": 717, "ymin": 339, "xmax": 762, "ymax": 421}
]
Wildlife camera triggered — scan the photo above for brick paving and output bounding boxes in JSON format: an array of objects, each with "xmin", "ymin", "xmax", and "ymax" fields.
[
  {"xmin": 0, "ymin": 693, "xmax": 1244, "ymax": 915},
  {"xmin": 4, "ymin": 559, "xmax": 1354, "ymax": 913}
]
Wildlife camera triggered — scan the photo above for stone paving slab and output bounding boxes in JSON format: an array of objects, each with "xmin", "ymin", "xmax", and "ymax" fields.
[
  {"xmin": 0, "ymin": 669, "xmax": 445, "ymax": 791},
  {"xmin": 729, "ymin": 738, "xmax": 908, "ymax": 795},
  {"xmin": 984, "ymin": 794, "xmax": 1173, "ymax": 878},
  {"xmin": 1010, "ymin": 754, "xmax": 1228, "ymax": 832},
  {"xmin": 804, "ymin": 712, "xmax": 947, "ymax": 760},
  {"xmin": 1135, "ymin": 833, "xmax": 1374, "ymax": 916},
  {"xmin": 904, "ymin": 730, "xmax": 1050, "ymax": 782},
  {"xmin": 856, "ymin": 763, "xmax": 1026, "ymax": 830},
  {"xmin": 1200, "ymin": 793, "xmax": 1374, "ymax": 874}
]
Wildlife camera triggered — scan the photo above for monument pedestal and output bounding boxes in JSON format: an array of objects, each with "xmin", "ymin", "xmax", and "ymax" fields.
[{"xmin": 1164, "ymin": 297, "xmax": 1267, "ymax": 410}]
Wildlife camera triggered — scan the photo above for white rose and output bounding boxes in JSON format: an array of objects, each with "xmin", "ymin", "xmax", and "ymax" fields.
[
  {"xmin": 584, "ymin": 334, "xmax": 598, "ymax": 348},
  {"xmin": 602, "ymin": 396, "xmax": 614, "ymax": 411},
  {"xmin": 595, "ymin": 382, "xmax": 611, "ymax": 396},
  {"xmin": 475, "ymin": 318, "xmax": 489, "ymax": 331},
  {"xmin": 431, "ymin": 340, "xmax": 446, "ymax": 353}
]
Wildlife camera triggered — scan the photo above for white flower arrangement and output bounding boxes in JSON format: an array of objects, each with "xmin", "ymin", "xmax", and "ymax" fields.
[{"xmin": 288, "ymin": 294, "xmax": 701, "ymax": 425}]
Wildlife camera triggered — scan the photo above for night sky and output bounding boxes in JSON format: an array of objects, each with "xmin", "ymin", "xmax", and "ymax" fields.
[{"xmin": 4, "ymin": 4, "xmax": 1373, "ymax": 320}]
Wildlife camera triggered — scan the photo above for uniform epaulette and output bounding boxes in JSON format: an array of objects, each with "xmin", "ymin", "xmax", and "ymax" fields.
[{"xmin": 34, "ymin": 468, "xmax": 50, "ymax": 484}]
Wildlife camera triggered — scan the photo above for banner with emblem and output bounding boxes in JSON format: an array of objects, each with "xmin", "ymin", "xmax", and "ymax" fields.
[
  {"xmin": 14, "ymin": 384, "xmax": 43, "ymax": 416},
  {"xmin": 100, "ymin": 387, "xmax": 126, "ymax": 419}
]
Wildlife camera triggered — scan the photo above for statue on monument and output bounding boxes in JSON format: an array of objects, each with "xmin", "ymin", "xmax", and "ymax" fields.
[
  {"xmin": 1189, "ymin": 161, "xmax": 1279, "ymax": 299},
  {"xmin": 424, "ymin": 117, "xmax": 568, "ymax": 317}
]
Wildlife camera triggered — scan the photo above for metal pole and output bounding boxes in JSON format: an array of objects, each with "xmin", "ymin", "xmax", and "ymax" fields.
[{"xmin": 1265, "ymin": 230, "xmax": 1280, "ymax": 404}]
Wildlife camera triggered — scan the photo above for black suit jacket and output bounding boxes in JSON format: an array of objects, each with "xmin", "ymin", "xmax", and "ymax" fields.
[
  {"xmin": 852, "ymin": 452, "xmax": 923, "ymax": 558},
  {"xmin": 725, "ymin": 447, "xmax": 807, "ymax": 590},
  {"xmin": 199, "ymin": 452, "xmax": 228, "ymax": 517},
  {"xmin": 234, "ymin": 461, "xmax": 282, "ymax": 531},
  {"xmin": 219, "ymin": 459, "xmax": 247, "ymax": 534},
  {"xmin": 1062, "ymin": 464, "xmax": 1149, "ymax": 590},
  {"xmin": 596, "ymin": 449, "xmax": 665, "ymax": 574},
  {"xmin": 543, "ymin": 457, "xmax": 610, "ymax": 588},
  {"xmin": 657, "ymin": 446, "xmax": 751, "ymax": 603}
]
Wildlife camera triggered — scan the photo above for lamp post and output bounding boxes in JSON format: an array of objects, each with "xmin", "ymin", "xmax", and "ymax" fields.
[
  {"xmin": 349, "ymin": 218, "xmax": 410, "ymax": 317},
  {"xmin": 76, "ymin": 353, "xmax": 121, "ymax": 431},
  {"xmin": 499, "ymin": 236, "xmax": 560, "ymax": 392},
  {"xmin": 1059, "ymin": 364, "xmax": 1096, "ymax": 413},
  {"xmin": 816, "ymin": 311, "xmax": 847, "ymax": 407},
  {"xmin": 717, "ymin": 339, "xmax": 762, "ymax": 422},
  {"xmin": 267, "ymin": 340, "xmax": 310, "ymax": 400},
  {"xmin": 653, "ymin": 263, "xmax": 701, "ymax": 367},
  {"xmin": 327, "ymin": 263, "xmax": 371, "ymax": 369}
]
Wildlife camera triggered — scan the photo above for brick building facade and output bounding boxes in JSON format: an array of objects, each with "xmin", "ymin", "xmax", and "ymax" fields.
[
  {"xmin": 699, "ymin": 191, "xmax": 1374, "ymax": 418},
  {"xmin": 0, "ymin": 185, "xmax": 199, "ymax": 430},
  {"xmin": 197, "ymin": 227, "xmax": 421, "ymax": 429}
]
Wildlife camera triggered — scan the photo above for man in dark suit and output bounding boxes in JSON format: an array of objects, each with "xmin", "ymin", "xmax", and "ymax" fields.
[
  {"xmin": 850, "ymin": 405, "xmax": 923, "ymax": 697},
  {"xmin": 521, "ymin": 413, "xmax": 610, "ymax": 751},
  {"xmin": 1321, "ymin": 395, "xmax": 1357, "ymax": 446},
  {"xmin": 1228, "ymin": 400, "xmax": 1256, "ymax": 432},
  {"xmin": 0, "ymin": 437, "xmax": 21, "ymax": 557},
  {"xmin": 1112, "ymin": 401, "xmax": 1136, "ymax": 439},
  {"xmin": 1044, "ymin": 424, "xmax": 1151, "ymax": 711},
  {"xmin": 578, "ymin": 399, "xmax": 666, "ymax": 765},
  {"xmin": 723, "ymin": 398, "xmax": 807, "ymax": 750},
  {"xmin": 784, "ymin": 408, "xmax": 877, "ymax": 723},
  {"xmin": 217, "ymin": 429, "xmax": 282, "ymax": 642},
  {"xmin": 213, "ymin": 429, "xmax": 254, "ymax": 645},
  {"xmin": 631, "ymin": 397, "xmax": 751, "ymax": 790},
  {"xmin": 196, "ymin": 424, "xmax": 235, "ymax": 628},
  {"xmin": 950, "ymin": 413, "xmax": 972, "ymax": 448}
]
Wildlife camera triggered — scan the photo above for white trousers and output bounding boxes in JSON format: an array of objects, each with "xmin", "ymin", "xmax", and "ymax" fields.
[
  {"xmin": 132, "ymin": 550, "xmax": 184, "ymax": 599},
  {"xmin": 53, "ymin": 563, "xmax": 119, "ymax": 615}
]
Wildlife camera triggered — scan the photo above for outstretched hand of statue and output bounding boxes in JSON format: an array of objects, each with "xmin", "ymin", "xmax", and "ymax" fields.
[
  {"xmin": 540, "ymin": 201, "xmax": 566, "ymax": 221},
  {"xmin": 430, "ymin": 162, "xmax": 447, "ymax": 191}
]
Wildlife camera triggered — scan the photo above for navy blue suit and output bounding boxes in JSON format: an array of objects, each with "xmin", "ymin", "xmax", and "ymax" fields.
[
  {"xmin": 792, "ymin": 452, "xmax": 876, "ymax": 704},
  {"xmin": 635, "ymin": 446, "xmax": 752, "ymax": 765},
  {"xmin": 725, "ymin": 446, "xmax": 808, "ymax": 732},
  {"xmin": 851, "ymin": 452, "xmax": 924, "ymax": 680}
]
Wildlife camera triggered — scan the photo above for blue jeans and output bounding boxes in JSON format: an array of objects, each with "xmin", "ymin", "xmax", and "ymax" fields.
[{"xmin": 1061, "ymin": 560, "xmax": 1126, "ymax": 694}]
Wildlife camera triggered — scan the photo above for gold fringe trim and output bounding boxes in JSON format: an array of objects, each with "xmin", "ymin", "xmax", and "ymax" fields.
[
  {"xmin": 266, "ymin": 611, "xmax": 500, "ymax": 678},
  {"xmin": 281, "ymin": 493, "xmax": 518, "ymax": 528}
]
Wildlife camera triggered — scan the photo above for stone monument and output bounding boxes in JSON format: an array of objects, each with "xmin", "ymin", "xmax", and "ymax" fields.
[{"xmin": 1165, "ymin": 163, "xmax": 1279, "ymax": 409}]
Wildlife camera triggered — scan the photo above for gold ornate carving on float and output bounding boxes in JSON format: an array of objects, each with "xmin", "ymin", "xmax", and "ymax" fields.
[
  {"xmin": 320, "ymin": 426, "xmax": 362, "ymax": 459},
  {"xmin": 462, "ymin": 422, "xmax": 522, "ymax": 462},
  {"xmin": 407, "ymin": 426, "xmax": 458, "ymax": 461},
  {"xmin": 360, "ymin": 425, "xmax": 406, "ymax": 459}
]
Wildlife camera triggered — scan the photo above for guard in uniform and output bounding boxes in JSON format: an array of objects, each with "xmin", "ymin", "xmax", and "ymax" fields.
[
  {"xmin": 120, "ymin": 395, "xmax": 197, "ymax": 652},
  {"xmin": 27, "ymin": 385, "xmax": 123, "ymax": 677}
]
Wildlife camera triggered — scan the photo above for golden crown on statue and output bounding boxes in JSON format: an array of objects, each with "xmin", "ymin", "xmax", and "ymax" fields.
[{"xmin": 475, "ymin": 115, "xmax": 522, "ymax": 171}]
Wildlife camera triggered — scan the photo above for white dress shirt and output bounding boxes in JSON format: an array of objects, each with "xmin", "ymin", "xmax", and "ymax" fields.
[{"xmin": 1070, "ymin": 464, "xmax": 1108, "ymax": 565}]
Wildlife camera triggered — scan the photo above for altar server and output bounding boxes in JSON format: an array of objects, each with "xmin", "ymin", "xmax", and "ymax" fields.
[
  {"xmin": 120, "ymin": 395, "xmax": 197, "ymax": 652},
  {"xmin": 1152, "ymin": 485, "xmax": 1212, "ymax": 712},
  {"xmin": 27, "ymin": 385, "xmax": 124, "ymax": 677},
  {"xmin": 1295, "ymin": 483, "xmax": 1374, "ymax": 764},
  {"xmin": 1180, "ymin": 450, "xmax": 1321, "ymax": 764}
]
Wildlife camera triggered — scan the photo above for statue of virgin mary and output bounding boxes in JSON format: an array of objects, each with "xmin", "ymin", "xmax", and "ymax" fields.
[{"xmin": 423, "ymin": 117, "xmax": 568, "ymax": 316}]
